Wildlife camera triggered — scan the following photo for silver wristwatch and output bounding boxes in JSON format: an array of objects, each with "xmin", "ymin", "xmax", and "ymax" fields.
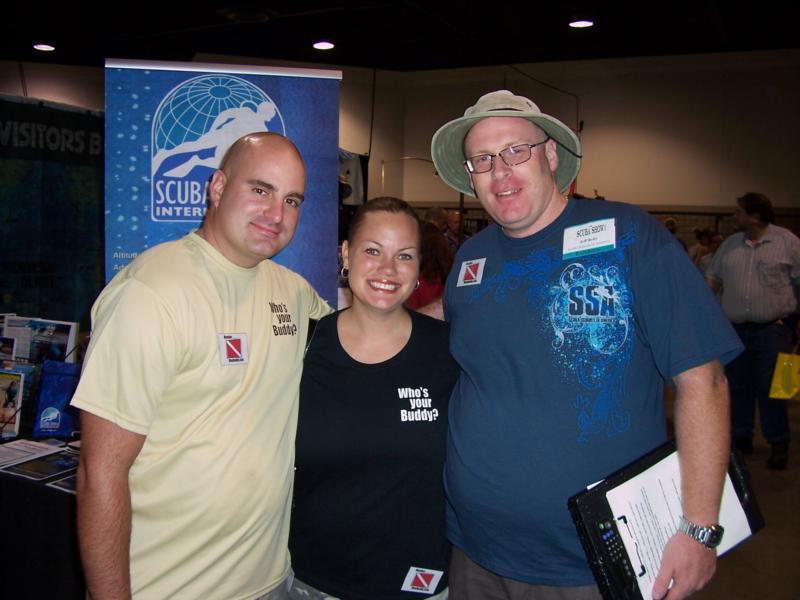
[{"xmin": 678, "ymin": 515, "xmax": 724, "ymax": 549}]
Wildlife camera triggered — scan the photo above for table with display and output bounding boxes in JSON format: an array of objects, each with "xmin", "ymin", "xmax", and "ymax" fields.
[{"xmin": 0, "ymin": 447, "xmax": 85, "ymax": 599}]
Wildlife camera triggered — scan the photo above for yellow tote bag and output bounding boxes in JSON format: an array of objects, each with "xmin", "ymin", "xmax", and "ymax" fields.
[{"xmin": 770, "ymin": 343, "xmax": 800, "ymax": 400}]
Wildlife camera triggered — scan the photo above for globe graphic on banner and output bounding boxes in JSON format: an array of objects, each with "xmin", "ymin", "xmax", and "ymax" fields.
[
  {"xmin": 149, "ymin": 74, "xmax": 286, "ymax": 221},
  {"xmin": 153, "ymin": 74, "xmax": 285, "ymax": 152}
]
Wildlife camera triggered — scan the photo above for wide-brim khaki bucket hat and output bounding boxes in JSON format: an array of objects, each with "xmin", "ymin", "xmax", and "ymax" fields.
[{"xmin": 431, "ymin": 90, "xmax": 581, "ymax": 195}]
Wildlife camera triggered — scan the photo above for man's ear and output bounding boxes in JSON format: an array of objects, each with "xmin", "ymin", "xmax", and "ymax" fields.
[
  {"xmin": 463, "ymin": 164, "xmax": 476, "ymax": 192},
  {"xmin": 208, "ymin": 170, "xmax": 227, "ymax": 209},
  {"xmin": 545, "ymin": 138, "xmax": 560, "ymax": 174}
]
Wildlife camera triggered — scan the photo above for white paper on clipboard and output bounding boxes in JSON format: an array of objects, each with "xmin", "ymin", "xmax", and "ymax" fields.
[{"xmin": 605, "ymin": 451, "xmax": 752, "ymax": 599}]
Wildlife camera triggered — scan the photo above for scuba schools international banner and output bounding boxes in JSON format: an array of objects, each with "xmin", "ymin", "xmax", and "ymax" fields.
[{"xmin": 104, "ymin": 59, "xmax": 341, "ymax": 306}]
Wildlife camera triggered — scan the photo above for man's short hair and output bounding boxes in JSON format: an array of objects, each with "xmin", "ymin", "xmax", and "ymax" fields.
[{"xmin": 737, "ymin": 192, "xmax": 774, "ymax": 224}]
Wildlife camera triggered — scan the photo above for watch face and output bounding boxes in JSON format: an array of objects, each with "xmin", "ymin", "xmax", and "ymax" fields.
[
  {"xmin": 705, "ymin": 526, "xmax": 724, "ymax": 547},
  {"xmin": 698, "ymin": 525, "xmax": 724, "ymax": 547}
]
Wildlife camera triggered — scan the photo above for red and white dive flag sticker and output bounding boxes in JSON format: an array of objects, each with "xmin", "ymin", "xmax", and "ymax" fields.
[
  {"xmin": 456, "ymin": 257, "xmax": 486, "ymax": 287},
  {"xmin": 401, "ymin": 566, "xmax": 444, "ymax": 595},
  {"xmin": 218, "ymin": 333, "xmax": 248, "ymax": 365}
]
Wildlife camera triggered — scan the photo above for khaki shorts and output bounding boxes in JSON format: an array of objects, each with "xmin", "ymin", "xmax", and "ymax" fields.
[
  {"xmin": 288, "ymin": 575, "xmax": 449, "ymax": 600},
  {"xmin": 449, "ymin": 546, "xmax": 602, "ymax": 600}
]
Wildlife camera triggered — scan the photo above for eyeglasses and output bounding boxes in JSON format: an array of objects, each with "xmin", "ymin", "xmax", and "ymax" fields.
[{"xmin": 464, "ymin": 137, "xmax": 551, "ymax": 174}]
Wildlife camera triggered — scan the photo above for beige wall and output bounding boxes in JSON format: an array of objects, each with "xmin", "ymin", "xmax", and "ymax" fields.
[
  {"xmin": 0, "ymin": 61, "xmax": 104, "ymax": 110},
  {"xmin": 399, "ymin": 51, "xmax": 800, "ymax": 208},
  {"xmin": 3, "ymin": 50, "xmax": 798, "ymax": 209},
  {"xmin": 568, "ymin": 51, "xmax": 799, "ymax": 209}
]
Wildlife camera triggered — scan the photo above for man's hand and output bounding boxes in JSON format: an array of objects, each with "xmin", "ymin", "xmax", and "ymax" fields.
[{"xmin": 652, "ymin": 532, "xmax": 716, "ymax": 599}]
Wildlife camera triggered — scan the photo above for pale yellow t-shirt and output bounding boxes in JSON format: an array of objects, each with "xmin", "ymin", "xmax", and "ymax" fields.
[{"xmin": 72, "ymin": 233, "xmax": 331, "ymax": 599}]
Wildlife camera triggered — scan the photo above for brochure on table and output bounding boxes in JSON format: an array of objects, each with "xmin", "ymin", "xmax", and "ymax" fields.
[
  {"xmin": 2, "ymin": 316, "xmax": 79, "ymax": 363},
  {"xmin": 1, "ymin": 448, "xmax": 79, "ymax": 481},
  {"xmin": 0, "ymin": 369, "xmax": 24, "ymax": 438},
  {"xmin": 0, "ymin": 439, "xmax": 62, "ymax": 467}
]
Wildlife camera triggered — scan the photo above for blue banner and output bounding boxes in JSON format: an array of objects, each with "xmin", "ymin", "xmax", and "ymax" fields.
[{"xmin": 105, "ymin": 60, "xmax": 341, "ymax": 306}]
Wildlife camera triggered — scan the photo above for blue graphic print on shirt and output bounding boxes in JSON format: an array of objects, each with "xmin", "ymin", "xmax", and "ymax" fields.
[
  {"xmin": 548, "ymin": 226, "xmax": 637, "ymax": 442},
  {"xmin": 460, "ymin": 224, "xmax": 638, "ymax": 443}
]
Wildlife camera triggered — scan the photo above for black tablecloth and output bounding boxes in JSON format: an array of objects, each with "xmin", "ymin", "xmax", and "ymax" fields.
[{"xmin": 1, "ymin": 469, "xmax": 85, "ymax": 599}]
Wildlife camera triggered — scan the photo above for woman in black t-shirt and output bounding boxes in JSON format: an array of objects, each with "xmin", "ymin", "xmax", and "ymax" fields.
[{"xmin": 289, "ymin": 197, "xmax": 459, "ymax": 600}]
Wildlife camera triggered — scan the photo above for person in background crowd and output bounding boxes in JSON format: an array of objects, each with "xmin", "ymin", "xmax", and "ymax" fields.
[
  {"xmin": 426, "ymin": 206, "xmax": 458, "ymax": 253},
  {"xmin": 688, "ymin": 227, "xmax": 713, "ymax": 265},
  {"xmin": 431, "ymin": 89, "xmax": 742, "ymax": 600},
  {"xmin": 406, "ymin": 221, "xmax": 454, "ymax": 312},
  {"xmin": 664, "ymin": 216, "xmax": 688, "ymax": 251},
  {"xmin": 425, "ymin": 206, "xmax": 449, "ymax": 232},
  {"xmin": 289, "ymin": 197, "xmax": 458, "ymax": 600},
  {"xmin": 697, "ymin": 232, "xmax": 724, "ymax": 276},
  {"xmin": 707, "ymin": 192, "xmax": 800, "ymax": 470},
  {"xmin": 73, "ymin": 132, "xmax": 332, "ymax": 600},
  {"xmin": 446, "ymin": 209, "xmax": 468, "ymax": 250}
]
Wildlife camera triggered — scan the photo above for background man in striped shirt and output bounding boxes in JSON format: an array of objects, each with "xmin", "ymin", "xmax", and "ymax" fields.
[{"xmin": 707, "ymin": 192, "xmax": 800, "ymax": 470}]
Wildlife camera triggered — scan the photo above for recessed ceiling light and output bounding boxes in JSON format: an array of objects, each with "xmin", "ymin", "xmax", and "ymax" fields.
[
  {"xmin": 33, "ymin": 43, "xmax": 56, "ymax": 52},
  {"xmin": 569, "ymin": 19, "xmax": 594, "ymax": 28},
  {"xmin": 313, "ymin": 40, "xmax": 335, "ymax": 51}
]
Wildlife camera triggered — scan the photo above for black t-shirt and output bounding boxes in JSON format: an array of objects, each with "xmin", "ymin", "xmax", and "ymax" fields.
[{"xmin": 290, "ymin": 310, "xmax": 459, "ymax": 599}]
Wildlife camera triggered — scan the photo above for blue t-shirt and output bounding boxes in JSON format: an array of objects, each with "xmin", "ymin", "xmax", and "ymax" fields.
[{"xmin": 443, "ymin": 198, "xmax": 742, "ymax": 586}]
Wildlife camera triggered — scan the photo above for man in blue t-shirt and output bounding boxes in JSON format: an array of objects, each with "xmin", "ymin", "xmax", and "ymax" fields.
[{"xmin": 430, "ymin": 90, "xmax": 742, "ymax": 600}]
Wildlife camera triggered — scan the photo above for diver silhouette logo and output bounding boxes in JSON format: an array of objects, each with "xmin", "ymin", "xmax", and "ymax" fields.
[
  {"xmin": 150, "ymin": 74, "xmax": 286, "ymax": 222},
  {"xmin": 40, "ymin": 407, "xmax": 62, "ymax": 430}
]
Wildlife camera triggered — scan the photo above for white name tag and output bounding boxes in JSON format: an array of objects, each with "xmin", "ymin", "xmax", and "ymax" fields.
[
  {"xmin": 400, "ymin": 566, "xmax": 444, "ymax": 595},
  {"xmin": 563, "ymin": 218, "xmax": 616, "ymax": 259}
]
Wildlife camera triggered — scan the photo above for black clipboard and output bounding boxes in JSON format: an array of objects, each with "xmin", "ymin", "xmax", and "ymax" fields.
[{"xmin": 568, "ymin": 440, "xmax": 764, "ymax": 600}]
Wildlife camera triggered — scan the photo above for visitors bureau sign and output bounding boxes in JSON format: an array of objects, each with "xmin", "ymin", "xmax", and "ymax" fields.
[{"xmin": 105, "ymin": 59, "xmax": 341, "ymax": 306}]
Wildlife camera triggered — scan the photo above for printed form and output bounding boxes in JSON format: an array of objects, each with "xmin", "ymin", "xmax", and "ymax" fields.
[{"xmin": 605, "ymin": 452, "xmax": 752, "ymax": 599}]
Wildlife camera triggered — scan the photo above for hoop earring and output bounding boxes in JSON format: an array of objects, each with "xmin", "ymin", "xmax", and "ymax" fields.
[
  {"xmin": 340, "ymin": 267, "xmax": 349, "ymax": 279},
  {"xmin": 414, "ymin": 280, "xmax": 420, "ymax": 290}
]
